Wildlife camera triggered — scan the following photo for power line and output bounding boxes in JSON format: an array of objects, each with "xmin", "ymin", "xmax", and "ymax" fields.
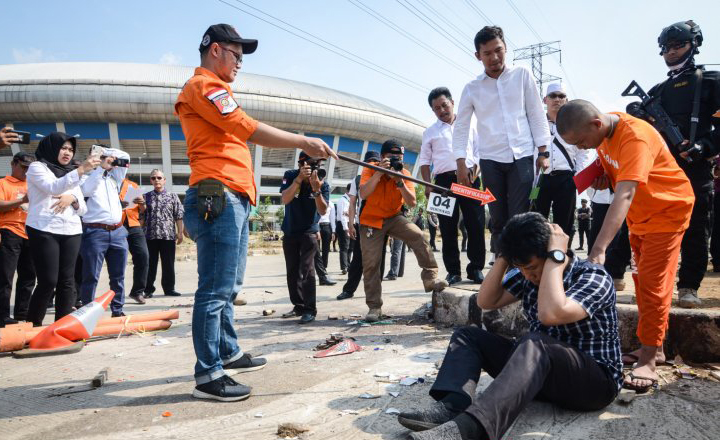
[
  {"xmin": 461, "ymin": 0, "xmax": 517, "ymax": 49},
  {"xmin": 415, "ymin": 0, "xmax": 475, "ymax": 43},
  {"xmin": 395, "ymin": 0, "xmax": 473, "ymax": 56},
  {"xmin": 217, "ymin": 0, "xmax": 429, "ymax": 93},
  {"xmin": 347, "ymin": 0, "xmax": 475, "ymax": 77},
  {"xmin": 505, "ymin": 0, "xmax": 543, "ymax": 42}
]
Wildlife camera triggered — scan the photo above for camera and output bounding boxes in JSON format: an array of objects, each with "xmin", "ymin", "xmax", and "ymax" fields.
[
  {"xmin": 111, "ymin": 158, "xmax": 130, "ymax": 167},
  {"xmin": 302, "ymin": 158, "xmax": 326, "ymax": 180},
  {"xmin": 388, "ymin": 155, "xmax": 404, "ymax": 171}
]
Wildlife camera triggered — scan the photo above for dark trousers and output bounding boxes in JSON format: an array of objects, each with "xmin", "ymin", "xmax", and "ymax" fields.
[
  {"xmin": 480, "ymin": 156, "xmax": 534, "ymax": 246},
  {"xmin": 283, "ymin": 232, "xmax": 317, "ymax": 315},
  {"xmin": 146, "ymin": 239, "xmax": 176, "ymax": 294},
  {"xmin": 430, "ymin": 327, "xmax": 618, "ymax": 440},
  {"xmin": 126, "ymin": 226, "xmax": 149, "ymax": 297},
  {"xmin": 711, "ymin": 191, "xmax": 720, "ymax": 267},
  {"xmin": 342, "ymin": 224, "xmax": 363, "ymax": 294},
  {"xmin": 534, "ymin": 171, "xmax": 576, "ymax": 235},
  {"xmin": 26, "ymin": 227, "xmax": 82, "ymax": 325},
  {"xmin": 0, "ymin": 229, "xmax": 35, "ymax": 322},
  {"xmin": 314, "ymin": 236, "xmax": 328, "ymax": 280},
  {"xmin": 319, "ymin": 222, "xmax": 332, "ymax": 269},
  {"xmin": 336, "ymin": 221, "xmax": 350, "ymax": 271},
  {"xmin": 604, "ymin": 222, "xmax": 632, "ymax": 280},
  {"xmin": 80, "ymin": 227, "xmax": 128, "ymax": 315},
  {"xmin": 386, "ymin": 238, "xmax": 405, "ymax": 278},
  {"xmin": 435, "ymin": 172, "xmax": 486, "ymax": 276},
  {"xmin": 578, "ymin": 221, "xmax": 590, "ymax": 249},
  {"xmin": 677, "ymin": 189, "xmax": 711, "ymax": 290},
  {"xmin": 428, "ymin": 224, "xmax": 437, "ymax": 250},
  {"xmin": 588, "ymin": 202, "xmax": 608, "ymax": 251}
]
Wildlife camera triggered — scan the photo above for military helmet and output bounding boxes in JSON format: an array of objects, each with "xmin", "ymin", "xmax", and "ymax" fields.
[{"xmin": 658, "ymin": 20, "xmax": 703, "ymax": 55}]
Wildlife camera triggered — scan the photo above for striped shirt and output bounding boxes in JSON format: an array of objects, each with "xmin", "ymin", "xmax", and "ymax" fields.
[{"xmin": 502, "ymin": 255, "xmax": 623, "ymax": 389}]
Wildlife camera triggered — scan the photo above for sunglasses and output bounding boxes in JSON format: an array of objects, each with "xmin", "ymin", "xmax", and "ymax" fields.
[{"xmin": 548, "ymin": 93, "xmax": 567, "ymax": 100}]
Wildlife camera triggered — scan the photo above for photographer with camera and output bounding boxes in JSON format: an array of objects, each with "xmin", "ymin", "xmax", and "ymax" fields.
[
  {"xmin": 626, "ymin": 20, "xmax": 720, "ymax": 308},
  {"xmin": 78, "ymin": 145, "xmax": 131, "ymax": 317},
  {"xmin": 358, "ymin": 140, "xmax": 447, "ymax": 322},
  {"xmin": 279, "ymin": 152, "xmax": 330, "ymax": 324}
]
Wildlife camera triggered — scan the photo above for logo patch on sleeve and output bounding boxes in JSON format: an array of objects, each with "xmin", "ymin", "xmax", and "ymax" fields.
[{"xmin": 205, "ymin": 87, "xmax": 238, "ymax": 114}]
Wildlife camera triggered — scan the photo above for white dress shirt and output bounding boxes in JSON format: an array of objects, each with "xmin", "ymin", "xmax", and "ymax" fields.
[
  {"xmin": 25, "ymin": 162, "xmax": 87, "ymax": 235},
  {"xmin": 334, "ymin": 193, "xmax": 350, "ymax": 231},
  {"xmin": 453, "ymin": 65, "xmax": 551, "ymax": 163},
  {"xmin": 348, "ymin": 178, "xmax": 361, "ymax": 224},
  {"xmin": 544, "ymin": 120, "xmax": 590, "ymax": 174},
  {"xmin": 80, "ymin": 148, "xmax": 130, "ymax": 225},
  {"xmin": 418, "ymin": 117, "xmax": 477, "ymax": 176},
  {"xmin": 319, "ymin": 202, "xmax": 336, "ymax": 232}
]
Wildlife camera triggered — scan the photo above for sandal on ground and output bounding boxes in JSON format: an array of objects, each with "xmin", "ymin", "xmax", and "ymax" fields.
[
  {"xmin": 622, "ymin": 372, "xmax": 659, "ymax": 393},
  {"xmin": 622, "ymin": 352, "xmax": 668, "ymax": 366}
]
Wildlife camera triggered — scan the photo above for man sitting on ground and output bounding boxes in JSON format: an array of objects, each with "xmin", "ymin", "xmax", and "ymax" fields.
[{"xmin": 398, "ymin": 212, "xmax": 622, "ymax": 440}]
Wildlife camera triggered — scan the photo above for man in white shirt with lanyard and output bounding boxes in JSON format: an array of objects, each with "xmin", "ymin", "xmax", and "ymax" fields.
[
  {"xmin": 419, "ymin": 87, "xmax": 486, "ymax": 285},
  {"xmin": 534, "ymin": 83, "xmax": 588, "ymax": 234},
  {"xmin": 453, "ymin": 26, "xmax": 551, "ymax": 250}
]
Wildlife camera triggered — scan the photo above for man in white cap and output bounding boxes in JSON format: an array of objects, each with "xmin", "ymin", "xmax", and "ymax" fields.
[{"xmin": 533, "ymin": 83, "xmax": 589, "ymax": 235}]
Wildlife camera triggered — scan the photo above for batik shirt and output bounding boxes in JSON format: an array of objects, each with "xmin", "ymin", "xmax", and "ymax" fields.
[{"xmin": 142, "ymin": 189, "xmax": 184, "ymax": 240}]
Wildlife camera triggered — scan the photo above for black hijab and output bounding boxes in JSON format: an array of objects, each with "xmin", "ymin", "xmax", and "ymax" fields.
[{"xmin": 35, "ymin": 132, "xmax": 77, "ymax": 178}]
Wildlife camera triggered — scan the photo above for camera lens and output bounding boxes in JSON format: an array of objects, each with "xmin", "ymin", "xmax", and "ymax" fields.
[{"xmin": 317, "ymin": 169, "xmax": 327, "ymax": 180}]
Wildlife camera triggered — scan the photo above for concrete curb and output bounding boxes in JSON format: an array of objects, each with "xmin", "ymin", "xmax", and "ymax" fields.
[{"xmin": 433, "ymin": 288, "xmax": 720, "ymax": 362}]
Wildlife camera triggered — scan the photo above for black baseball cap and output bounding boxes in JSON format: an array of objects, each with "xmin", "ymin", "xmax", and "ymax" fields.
[
  {"xmin": 364, "ymin": 150, "xmax": 381, "ymax": 162},
  {"xmin": 12, "ymin": 152, "xmax": 35, "ymax": 167},
  {"xmin": 380, "ymin": 139, "xmax": 404, "ymax": 155},
  {"xmin": 199, "ymin": 24, "xmax": 258, "ymax": 54}
]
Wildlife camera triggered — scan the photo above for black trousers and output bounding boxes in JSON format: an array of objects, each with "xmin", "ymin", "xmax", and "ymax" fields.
[
  {"xmin": 319, "ymin": 222, "xmax": 332, "ymax": 269},
  {"xmin": 26, "ymin": 226, "xmax": 82, "ymax": 326},
  {"xmin": 677, "ymin": 189, "xmax": 711, "ymax": 290},
  {"xmin": 534, "ymin": 171, "xmax": 576, "ymax": 235},
  {"xmin": 588, "ymin": 202, "xmax": 608, "ymax": 251},
  {"xmin": 0, "ymin": 229, "xmax": 35, "ymax": 322},
  {"xmin": 428, "ymin": 224, "xmax": 437, "ymax": 250},
  {"xmin": 711, "ymin": 191, "xmax": 720, "ymax": 267},
  {"xmin": 314, "ymin": 234, "xmax": 328, "ymax": 280},
  {"xmin": 435, "ymin": 172, "xmax": 486, "ymax": 276},
  {"xmin": 480, "ymin": 156, "xmax": 534, "ymax": 246},
  {"xmin": 146, "ymin": 239, "xmax": 176, "ymax": 294},
  {"xmin": 430, "ymin": 327, "xmax": 618, "ymax": 440},
  {"xmin": 604, "ymin": 222, "xmax": 632, "ymax": 280},
  {"xmin": 336, "ymin": 221, "xmax": 350, "ymax": 271},
  {"xmin": 126, "ymin": 226, "xmax": 149, "ymax": 296},
  {"xmin": 577, "ymin": 221, "xmax": 590, "ymax": 249},
  {"xmin": 342, "ymin": 224, "xmax": 363, "ymax": 294},
  {"xmin": 283, "ymin": 232, "xmax": 317, "ymax": 315}
]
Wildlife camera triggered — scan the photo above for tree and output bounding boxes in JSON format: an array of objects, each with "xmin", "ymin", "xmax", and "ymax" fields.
[{"xmin": 254, "ymin": 196, "xmax": 275, "ymax": 236}]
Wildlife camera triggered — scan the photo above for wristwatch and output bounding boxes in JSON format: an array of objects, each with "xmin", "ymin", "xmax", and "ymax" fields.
[
  {"xmin": 309, "ymin": 191, "xmax": 320, "ymax": 198},
  {"xmin": 538, "ymin": 151, "xmax": 550, "ymax": 158},
  {"xmin": 547, "ymin": 249, "xmax": 566, "ymax": 264}
]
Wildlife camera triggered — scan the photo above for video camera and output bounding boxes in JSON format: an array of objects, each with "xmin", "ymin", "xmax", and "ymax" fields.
[
  {"xmin": 301, "ymin": 157, "xmax": 326, "ymax": 180},
  {"xmin": 622, "ymin": 80, "xmax": 702, "ymax": 162},
  {"xmin": 90, "ymin": 144, "xmax": 130, "ymax": 168},
  {"xmin": 388, "ymin": 155, "xmax": 404, "ymax": 171}
]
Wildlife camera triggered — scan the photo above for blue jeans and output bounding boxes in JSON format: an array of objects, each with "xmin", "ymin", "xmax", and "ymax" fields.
[
  {"xmin": 79, "ymin": 226, "xmax": 128, "ymax": 314},
  {"xmin": 184, "ymin": 188, "xmax": 250, "ymax": 385}
]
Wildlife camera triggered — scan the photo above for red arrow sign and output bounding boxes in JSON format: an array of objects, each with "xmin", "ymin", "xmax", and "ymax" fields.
[{"xmin": 450, "ymin": 183, "xmax": 496, "ymax": 205}]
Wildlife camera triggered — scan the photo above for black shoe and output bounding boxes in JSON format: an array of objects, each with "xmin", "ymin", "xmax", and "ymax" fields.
[
  {"xmin": 164, "ymin": 291, "xmax": 182, "ymax": 297},
  {"xmin": 336, "ymin": 291, "xmax": 354, "ymax": 300},
  {"xmin": 319, "ymin": 277, "xmax": 337, "ymax": 286},
  {"xmin": 398, "ymin": 401, "xmax": 459, "ymax": 432},
  {"xmin": 281, "ymin": 309, "xmax": 301, "ymax": 318},
  {"xmin": 144, "ymin": 292, "xmax": 154, "ymax": 299},
  {"xmin": 445, "ymin": 274, "xmax": 462, "ymax": 285},
  {"xmin": 129, "ymin": 293, "xmax": 146, "ymax": 304},
  {"xmin": 341, "ymin": 269, "xmax": 347, "ymax": 275},
  {"xmin": 192, "ymin": 375, "xmax": 251, "ymax": 402},
  {"xmin": 224, "ymin": 353, "xmax": 267, "ymax": 373},
  {"xmin": 111, "ymin": 312, "xmax": 126, "ymax": 318},
  {"xmin": 467, "ymin": 269, "xmax": 485, "ymax": 284},
  {"xmin": 384, "ymin": 274, "xmax": 397, "ymax": 281},
  {"xmin": 575, "ymin": 246, "xmax": 583, "ymax": 250},
  {"xmin": 299, "ymin": 313, "xmax": 316, "ymax": 324},
  {"xmin": 2, "ymin": 317, "xmax": 18, "ymax": 326}
]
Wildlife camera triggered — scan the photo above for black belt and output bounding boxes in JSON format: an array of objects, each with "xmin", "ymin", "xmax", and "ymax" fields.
[
  {"xmin": 84, "ymin": 222, "xmax": 123, "ymax": 231},
  {"xmin": 547, "ymin": 170, "xmax": 574, "ymax": 176}
]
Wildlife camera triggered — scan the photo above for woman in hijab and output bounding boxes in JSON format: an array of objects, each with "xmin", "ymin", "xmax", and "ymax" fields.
[{"xmin": 25, "ymin": 132, "xmax": 100, "ymax": 326}]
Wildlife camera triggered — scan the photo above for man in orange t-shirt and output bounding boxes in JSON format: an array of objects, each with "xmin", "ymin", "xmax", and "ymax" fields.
[
  {"xmin": 359, "ymin": 139, "xmax": 447, "ymax": 322},
  {"xmin": 175, "ymin": 24, "xmax": 336, "ymax": 402},
  {"xmin": 557, "ymin": 100, "xmax": 694, "ymax": 392},
  {"xmin": 0, "ymin": 152, "xmax": 36, "ymax": 326},
  {"xmin": 119, "ymin": 178, "xmax": 149, "ymax": 305}
]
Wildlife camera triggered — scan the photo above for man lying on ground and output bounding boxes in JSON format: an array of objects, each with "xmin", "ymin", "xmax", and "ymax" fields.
[{"xmin": 398, "ymin": 212, "xmax": 622, "ymax": 440}]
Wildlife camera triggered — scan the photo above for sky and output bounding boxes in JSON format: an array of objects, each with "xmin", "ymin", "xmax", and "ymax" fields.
[{"xmin": 2, "ymin": 0, "xmax": 719, "ymax": 126}]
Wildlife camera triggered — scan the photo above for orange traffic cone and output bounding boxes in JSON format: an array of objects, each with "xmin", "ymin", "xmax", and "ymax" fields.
[{"xmin": 28, "ymin": 290, "xmax": 115, "ymax": 350}]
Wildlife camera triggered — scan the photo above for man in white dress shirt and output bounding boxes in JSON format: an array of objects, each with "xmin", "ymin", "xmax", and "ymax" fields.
[
  {"xmin": 534, "ymin": 83, "xmax": 588, "ymax": 234},
  {"xmin": 453, "ymin": 26, "xmax": 551, "ymax": 249},
  {"xmin": 79, "ymin": 146, "xmax": 131, "ymax": 317},
  {"xmin": 419, "ymin": 87, "xmax": 486, "ymax": 285},
  {"xmin": 335, "ymin": 187, "xmax": 351, "ymax": 274}
]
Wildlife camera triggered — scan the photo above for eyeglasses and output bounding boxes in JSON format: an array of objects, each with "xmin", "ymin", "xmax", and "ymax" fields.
[
  {"xmin": 219, "ymin": 45, "xmax": 243, "ymax": 66},
  {"xmin": 150, "ymin": 176, "xmax": 164, "ymax": 181},
  {"xmin": 548, "ymin": 93, "xmax": 566, "ymax": 100}
]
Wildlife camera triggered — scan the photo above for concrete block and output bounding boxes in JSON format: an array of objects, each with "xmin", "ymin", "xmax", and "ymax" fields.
[{"xmin": 432, "ymin": 287, "xmax": 483, "ymax": 327}]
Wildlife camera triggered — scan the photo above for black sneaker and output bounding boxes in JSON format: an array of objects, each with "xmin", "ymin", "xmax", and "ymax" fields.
[
  {"xmin": 398, "ymin": 401, "xmax": 459, "ymax": 432},
  {"xmin": 445, "ymin": 274, "xmax": 462, "ymax": 285},
  {"xmin": 164, "ymin": 291, "xmax": 182, "ymax": 297},
  {"xmin": 319, "ymin": 277, "xmax": 337, "ymax": 286},
  {"xmin": 336, "ymin": 291, "xmax": 354, "ymax": 300},
  {"xmin": 111, "ymin": 312, "xmax": 126, "ymax": 318},
  {"xmin": 299, "ymin": 313, "xmax": 315, "ymax": 324},
  {"xmin": 223, "ymin": 353, "xmax": 267, "ymax": 373},
  {"xmin": 192, "ymin": 375, "xmax": 251, "ymax": 402}
]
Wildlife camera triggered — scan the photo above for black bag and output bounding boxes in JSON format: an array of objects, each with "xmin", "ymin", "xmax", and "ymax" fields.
[{"xmin": 197, "ymin": 179, "xmax": 226, "ymax": 223}]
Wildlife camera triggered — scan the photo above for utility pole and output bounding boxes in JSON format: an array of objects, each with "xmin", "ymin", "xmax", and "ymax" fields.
[{"xmin": 513, "ymin": 41, "xmax": 562, "ymax": 94}]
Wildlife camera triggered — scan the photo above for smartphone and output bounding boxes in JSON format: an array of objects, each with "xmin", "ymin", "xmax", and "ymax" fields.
[
  {"xmin": 111, "ymin": 158, "xmax": 130, "ymax": 167},
  {"xmin": 90, "ymin": 144, "xmax": 105, "ymax": 157},
  {"xmin": 9, "ymin": 130, "xmax": 30, "ymax": 144}
]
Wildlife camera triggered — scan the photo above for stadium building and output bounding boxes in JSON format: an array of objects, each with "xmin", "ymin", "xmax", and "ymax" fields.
[{"xmin": 0, "ymin": 62, "xmax": 425, "ymax": 205}]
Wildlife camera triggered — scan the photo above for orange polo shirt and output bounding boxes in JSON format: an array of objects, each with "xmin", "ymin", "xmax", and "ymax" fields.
[
  {"xmin": 597, "ymin": 112, "xmax": 694, "ymax": 235},
  {"xmin": 0, "ymin": 176, "xmax": 28, "ymax": 239},
  {"xmin": 359, "ymin": 168, "xmax": 414, "ymax": 229},
  {"xmin": 175, "ymin": 67, "xmax": 259, "ymax": 204},
  {"xmin": 120, "ymin": 179, "xmax": 141, "ymax": 228}
]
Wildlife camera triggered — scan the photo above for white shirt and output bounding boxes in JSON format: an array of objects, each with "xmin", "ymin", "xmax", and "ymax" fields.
[
  {"xmin": 80, "ymin": 148, "xmax": 129, "ymax": 225},
  {"xmin": 334, "ymin": 193, "xmax": 350, "ymax": 231},
  {"xmin": 544, "ymin": 120, "xmax": 590, "ymax": 174},
  {"xmin": 25, "ymin": 162, "xmax": 87, "ymax": 235},
  {"xmin": 453, "ymin": 65, "xmax": 551, "ymax": 163},
  {"xmin": 418, "ymin": 117, "xmax": 477, "ymax": 176},
  {"xmin": 348, "ymin": 177, "xmax": 361, "ymax": 224},
  {"xmin": 319, "ymin": 202, "xmax": 336, "ymax": 232}
]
